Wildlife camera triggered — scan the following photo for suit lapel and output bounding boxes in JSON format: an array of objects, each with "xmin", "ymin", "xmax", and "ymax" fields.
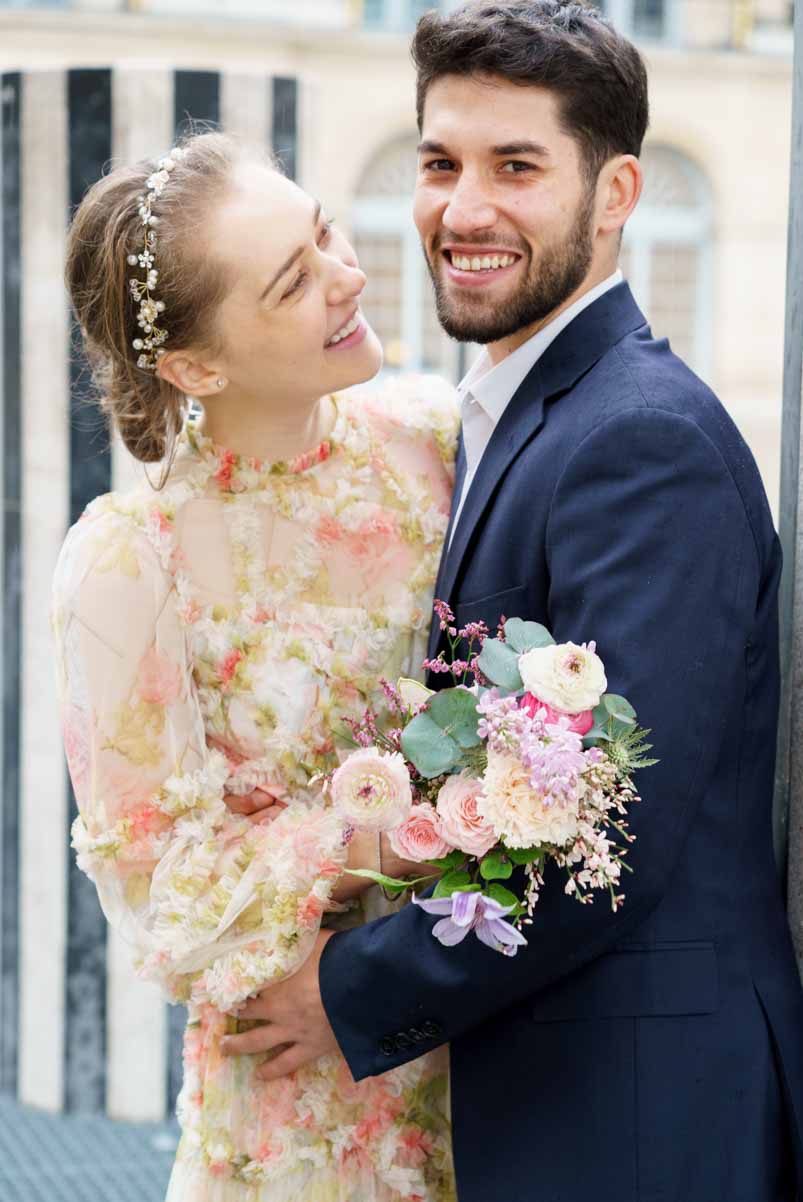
[{"xmin": 433, "ymin": 282, "xmax": 648, "ymax": 620}]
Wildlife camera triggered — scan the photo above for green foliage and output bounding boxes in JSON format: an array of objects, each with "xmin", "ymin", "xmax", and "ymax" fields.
[
  {"xmin": 502, "ymin": 618, "xmax": 555, "ymax": 653},
  {"xmin": 401, "ymin": 712, "xmax": 461, "ymax": 778},
  {"xmin": 485, "ymin": 883, "xmax": 524, "ymax": 915},
  {"xmin": 426, "ymin": 850, "xmax": 468, "ymax": 871},
  {"xmin": 429, "ymin": 688, "xmax": 482, "ymax": 748},
  {"xmin": 477, "ymin": 638, "xmax": 523, "ymax": 691},
  {"xmin": 433, "ymin": 870, "xmax": 479, "ymax": 898},
  {"xmin": 607, "ymin": 725, "xmax": 659, "ymax": 775},
  {"xmin": 343, "ymin": 867, "xmax": 435, "ymax": 894},
  {"xmin": 503, "ymin": 844, "xmax": 543, "ymax": 866},
  {"xmin": 401, "ymin": 687, "xmax": 483, "ymax": 777},
  {"xmin": 479, "ymin": 849, "xmax": 514, "ymax": 880}
]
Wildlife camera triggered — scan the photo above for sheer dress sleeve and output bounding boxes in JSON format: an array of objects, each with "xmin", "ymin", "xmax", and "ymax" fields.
[{"xmin": 52, "ymin": 505, "xmax": 347, "ymax": 1011}]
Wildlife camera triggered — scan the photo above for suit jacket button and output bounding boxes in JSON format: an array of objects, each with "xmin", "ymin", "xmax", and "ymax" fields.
[
  {"xmin": 422, "ymin": 1019, "xmax": 444, "ymax": 1038},
  {"xmin": 380, "ymin": 1036, "xmax": 396, "ymax": 1057}
]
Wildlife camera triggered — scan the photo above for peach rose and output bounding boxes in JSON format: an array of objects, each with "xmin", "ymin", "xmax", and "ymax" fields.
[
  {"xmin": 436, "ymin": 773, "xmax": 497, "ymax": 857},
  {"xmin": 388, "ymin": 802, "xmax": 454, "ymax": 862}
]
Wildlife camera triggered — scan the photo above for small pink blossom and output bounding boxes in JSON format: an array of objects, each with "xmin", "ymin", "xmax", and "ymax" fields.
[
  {"xmin": 389, "ymin": 802, "xmax": 453, "ymax": 862},
  {"xmin": 219, "ymin": 648, "xmax": 244, "ymax": 689},
  {"xmin": 520, "ymin": 692, "xmax": 594, "ymax": 735},
  {"xmin": 436, "ymin": 774, "xmax": 497, "ymax": 857}
]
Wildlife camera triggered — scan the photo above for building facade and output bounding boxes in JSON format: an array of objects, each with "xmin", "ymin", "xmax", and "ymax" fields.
[{"xmin": 0, "ymin": 0, "xmax": 794, "ymax": 1121}]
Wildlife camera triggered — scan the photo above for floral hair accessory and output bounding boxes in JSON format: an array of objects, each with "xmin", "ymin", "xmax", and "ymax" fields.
[{"xmin": 127, "ymin": 145, "xmax": 186, "ymax": 372}]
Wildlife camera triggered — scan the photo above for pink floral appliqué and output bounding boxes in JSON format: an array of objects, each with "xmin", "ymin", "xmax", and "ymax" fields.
[{"xmin": 136, "ymin": 646, "xmax": 183, "ymax": 706}]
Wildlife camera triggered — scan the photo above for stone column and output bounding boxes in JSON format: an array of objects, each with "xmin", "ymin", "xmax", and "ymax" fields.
[{"xmin": 777, "ymin": 0, "xmax": 803, "ymax": 972}]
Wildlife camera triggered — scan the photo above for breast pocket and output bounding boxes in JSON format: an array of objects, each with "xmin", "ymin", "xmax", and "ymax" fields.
[{"xmin": 455, "ymin": 584, "xmax": 529, "ymax": 634}]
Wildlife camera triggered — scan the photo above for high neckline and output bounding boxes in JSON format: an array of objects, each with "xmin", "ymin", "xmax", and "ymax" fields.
[{"xmin": 184, "ymin": 395, "xmax": 349, "ymax": 492}]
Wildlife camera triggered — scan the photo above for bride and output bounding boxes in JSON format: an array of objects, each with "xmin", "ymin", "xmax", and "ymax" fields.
[{"xmin": 53, "ymin": 131, "xmax": 457, "ymax": 1202}]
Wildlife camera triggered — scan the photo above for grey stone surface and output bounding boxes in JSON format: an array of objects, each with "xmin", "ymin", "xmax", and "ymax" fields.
[{"xmin": 0, "ymin": 1094, "xmax": 178, "ymax": 1202}]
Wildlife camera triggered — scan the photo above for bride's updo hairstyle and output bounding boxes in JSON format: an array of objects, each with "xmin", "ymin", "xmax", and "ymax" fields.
[{"xmin": 66, "ymin": 130, "xmax": 269, "ymax": 469}]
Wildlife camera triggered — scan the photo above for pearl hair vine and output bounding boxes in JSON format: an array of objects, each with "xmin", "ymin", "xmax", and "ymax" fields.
[{"xmin": 127, "ymin": 145, "xmax": 187, "ymax": 372}]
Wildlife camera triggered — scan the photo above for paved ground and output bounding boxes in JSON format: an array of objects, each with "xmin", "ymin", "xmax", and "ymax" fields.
[{"xmin": 0, "ymin": 1095, "xmax": 179, "ymax": 1202}]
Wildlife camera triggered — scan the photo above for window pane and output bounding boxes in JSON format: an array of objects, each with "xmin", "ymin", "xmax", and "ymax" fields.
[
  {"xmin": 353, "ymin": 235, "xmax": 405, "ymax": 365},
  {"xmin": 633, "ymin": 0, "xmax": 665, "ymax": 38}
]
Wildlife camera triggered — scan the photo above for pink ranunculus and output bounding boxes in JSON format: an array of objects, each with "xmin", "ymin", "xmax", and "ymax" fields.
[
  {"xmin": 388, "ymin": 802, "xmax": 454, "ymax": 863},
  {"xmin": 520, "ymin": 692, "xmax": 594, "ymax": 735},
  {"xmin": 331, "ymin": 748, "xmax": 413, "ymax": 831},
  {"xmin": 136, "ymin": 647, "xmax": 182, "ymax": 706},
  {"xmin": 436, "ymin": 773, "xmax": 497, "ymax": 857}
]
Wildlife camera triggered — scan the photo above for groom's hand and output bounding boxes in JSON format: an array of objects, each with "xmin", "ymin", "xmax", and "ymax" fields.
[{"xmin": 219, "ymin": 929, "xmax": 340, "ymax": 1080}]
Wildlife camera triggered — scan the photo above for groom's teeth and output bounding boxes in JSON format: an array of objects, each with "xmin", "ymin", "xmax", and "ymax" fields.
[{"xmin": 451, "ymin": 253, "xmax": 515, "ymax": 272}]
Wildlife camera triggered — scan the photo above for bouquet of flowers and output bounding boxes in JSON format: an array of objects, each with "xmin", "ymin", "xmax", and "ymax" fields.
[{"xmin": 326, "ymin": 602, "xmax": 657, "ymax": 956}]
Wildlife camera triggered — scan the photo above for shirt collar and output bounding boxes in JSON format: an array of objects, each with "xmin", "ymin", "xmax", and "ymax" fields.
[{"xmin": 457, "ymin": 269, "xmax": 624, "ymax": 424}]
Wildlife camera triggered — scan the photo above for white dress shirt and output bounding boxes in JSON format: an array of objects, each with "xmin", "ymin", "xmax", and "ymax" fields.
[{"xmin": 449, "ymin": 269, "xmax": 624, "ymax": 545}]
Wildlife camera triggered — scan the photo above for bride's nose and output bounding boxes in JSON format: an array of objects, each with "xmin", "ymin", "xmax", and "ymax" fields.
[{"xmin": 326, "ymin": 259, "xmax": 367, "ymax": 308}]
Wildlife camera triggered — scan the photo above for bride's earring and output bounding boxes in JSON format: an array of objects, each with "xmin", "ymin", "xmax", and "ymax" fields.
[{"xmin": 216, "ymin": 377, "xmax": 227, "ymax": 390}]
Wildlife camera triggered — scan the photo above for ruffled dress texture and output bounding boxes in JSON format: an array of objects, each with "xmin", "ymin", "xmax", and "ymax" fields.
[{"xmin": 52, "ymin": 379, "xmax": 459, "ymax": 1202}]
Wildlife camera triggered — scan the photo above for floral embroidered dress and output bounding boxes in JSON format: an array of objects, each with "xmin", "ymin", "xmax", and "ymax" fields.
[{"xmin": 52, "ymin": 379, "xmax": 459, "ymax": 1202}]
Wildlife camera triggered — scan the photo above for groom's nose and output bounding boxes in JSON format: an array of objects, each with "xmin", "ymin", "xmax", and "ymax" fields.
[{"xmin": 442, "ymin": 174, "xmax": 497, "ymax": 235}]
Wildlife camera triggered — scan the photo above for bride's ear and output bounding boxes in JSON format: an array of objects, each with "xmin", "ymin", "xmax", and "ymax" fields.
[{"xmin": 157, "ymin": 350, "xmax": 223, "ymax": 397}]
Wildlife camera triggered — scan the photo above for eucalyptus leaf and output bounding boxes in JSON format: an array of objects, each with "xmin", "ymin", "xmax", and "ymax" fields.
[
  {"xmin": 479, "ymin": 849, "xmax": 514, "ymax": 881},
  {"xmin": 603, "ymin": 693, "xmax": 637, "ymax": 725},
  {"xmin": 583, "ymin": 726, "xmax": 612, "ymax": 745},
  {"xmin": 503, "ymin": 618, "xmax": 555, "ymax": 653},
  {"xmin": 477, "ymin": 638, "xmax": 524, "ymax": 691},
  {"xmin": 401, "ymin": 712, "xmax": 461, "ymax": 779},
  {"xmin": 429, "ymin": 688, "xmax": 482, "ymax": 748}
]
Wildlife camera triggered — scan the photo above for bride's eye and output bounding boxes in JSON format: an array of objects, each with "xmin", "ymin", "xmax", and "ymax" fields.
[
  {"xmin": 282, "ymin": 270, "xmax": 308, "ymax": 300},
  {"xmin": 318, "ymin": 218, "xmax": 335, "ymax": 245}
]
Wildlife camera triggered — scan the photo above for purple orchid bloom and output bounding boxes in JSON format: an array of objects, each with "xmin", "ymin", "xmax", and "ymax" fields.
[{"xmin": 413, "ymin": 890, "xmax": 528, "ymax": 956}]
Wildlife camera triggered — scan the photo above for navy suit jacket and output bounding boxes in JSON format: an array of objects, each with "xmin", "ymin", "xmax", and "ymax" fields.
[{"xmin": 320, "ymin": 283, "xmax": 803, "ymax": 1202}]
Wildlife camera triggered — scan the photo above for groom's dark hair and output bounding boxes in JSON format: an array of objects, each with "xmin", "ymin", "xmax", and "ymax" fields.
[{"xmin": 412, "ymin": 0, "xmax": 649, "ymax": 184}]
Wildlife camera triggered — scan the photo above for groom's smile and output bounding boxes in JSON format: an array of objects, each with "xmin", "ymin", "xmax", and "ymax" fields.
[{"xmin": 414, "ymin": 73, "xmax": 600, "ymax": 358}]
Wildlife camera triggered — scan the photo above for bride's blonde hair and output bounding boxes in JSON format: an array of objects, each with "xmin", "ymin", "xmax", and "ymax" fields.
[{"xmin": 66, "ymin": 130, "xmax": 276, "ymax": 469}]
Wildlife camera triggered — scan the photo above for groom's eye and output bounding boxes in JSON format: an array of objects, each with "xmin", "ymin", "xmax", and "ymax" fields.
[
  {"xmin": 501, "ymin": 161, "xmax": 536, "ymax": 174},
  {"xmin": 422, "ymin": 158, "xmax": 455, "ymax": 173}
]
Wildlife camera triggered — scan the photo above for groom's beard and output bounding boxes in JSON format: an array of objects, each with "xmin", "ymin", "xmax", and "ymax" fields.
[{"xmin": 425, "ymin": 189, "xmax": 596, "ymax": 345}]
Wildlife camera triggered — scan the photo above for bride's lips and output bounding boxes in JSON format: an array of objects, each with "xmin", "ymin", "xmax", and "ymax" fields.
[
  {"xmin": 440, "ymin": 247, "xmax": 522, "ymax": 288},
  {"xmin": 324, "ymin": 309, "xmax": 369, "ymax": 351}
]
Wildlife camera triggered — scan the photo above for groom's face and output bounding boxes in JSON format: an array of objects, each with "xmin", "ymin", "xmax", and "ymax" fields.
[{"xmin": 414, "ymin": 74, "xmax": 598, "ymax": 354}]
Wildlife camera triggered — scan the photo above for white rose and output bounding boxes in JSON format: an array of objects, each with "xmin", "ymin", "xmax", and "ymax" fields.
[{"xmin": 518, "ymin": 642, "xmax": 607, "ymax": 714}]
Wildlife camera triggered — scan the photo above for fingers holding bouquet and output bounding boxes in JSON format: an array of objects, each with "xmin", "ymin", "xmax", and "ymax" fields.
[{"xmin": 324, "ymin": 601, "xmax": 657, "ymax": 957}]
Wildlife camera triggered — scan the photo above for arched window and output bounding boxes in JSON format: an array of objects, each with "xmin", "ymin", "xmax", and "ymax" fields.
[
  {"xmin": 622, "ymin": 144, "xmax": 714, "ymax": 378},
  {"xmin": 351, "ymin": 134, "xmax": 455, "ymax": 376}
]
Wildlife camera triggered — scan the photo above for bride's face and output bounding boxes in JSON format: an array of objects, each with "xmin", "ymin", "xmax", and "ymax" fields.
[{"xmin": 205, "ymin": 162, "xmax": 382, "ymax": 403}]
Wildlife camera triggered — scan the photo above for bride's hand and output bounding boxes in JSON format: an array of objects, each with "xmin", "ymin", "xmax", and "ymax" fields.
[{"xmin": 224, "ymin": 787, "xmax": 286, "ymax": 824}]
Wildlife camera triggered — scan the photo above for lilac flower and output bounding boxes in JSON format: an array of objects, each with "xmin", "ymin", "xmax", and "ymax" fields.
[{"xmin": 413, "ymin": 890, "xmax": 528, "ymax": 956}]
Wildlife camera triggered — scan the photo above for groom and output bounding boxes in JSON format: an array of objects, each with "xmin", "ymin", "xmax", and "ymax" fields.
[{"xmin": 222, "ymin": 2, "xmax": 803, "ymax": 1197}]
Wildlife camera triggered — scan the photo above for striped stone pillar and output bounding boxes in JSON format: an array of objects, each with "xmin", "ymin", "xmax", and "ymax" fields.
[{"xmin": 0, "ymin": 65, "xmax": 299, "ymax": 1120}]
